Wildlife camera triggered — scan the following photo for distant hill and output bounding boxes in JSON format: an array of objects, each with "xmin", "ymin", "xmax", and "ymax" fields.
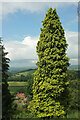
[
  {"xmin": 8, "ymin": 59, "xmax": 38, "ymax": 73},
  {"xmin": 8, "ymin": 59, "xmax": 80, "ymax": 72},
  {"xmin": 9, "ymin": 66, "xmax": 37, "ymax": 73},
  {"xmin": 8, "ymin": 65, "xmax": 80, "ymax": 74},
  {"xmin": 8, "ymin": 66, "xmax": 80, "ymax": 82}
]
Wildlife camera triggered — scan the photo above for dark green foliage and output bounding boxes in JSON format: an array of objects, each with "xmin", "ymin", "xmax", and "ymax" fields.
[
  {"xmin": 0, "ymin": 38, "xmax": 13, "ymax": 119},
  {"xmin": 69, "ymin": 79, "xmax": 78, "ymax": 109},
  {"xmin": 67, "ymin": 70, "xmax": 78, "ymax": 80},
  {"xmin": 25, "ymin": 74, "xmax": 33, "ymax": 99},
  {"xmin": 8, "ymin": 86, "xmax": 26, "ymax": 95},
  {"xmin": 28, "ymin": 8, "xmax": 70, "ymax": 118},
  {"xmin": 67, "ymin": 70, "xmax": 79, "ymax": 111}
]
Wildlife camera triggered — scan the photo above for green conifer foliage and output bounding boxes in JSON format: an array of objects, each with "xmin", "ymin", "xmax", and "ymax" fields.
[
  {"xmin": 28, "ymin": 8, "xmax": 70, "ymax": 118},
  {"xmin": 0, "ymin": 38, "xmax": 13, "ymax": 119}
]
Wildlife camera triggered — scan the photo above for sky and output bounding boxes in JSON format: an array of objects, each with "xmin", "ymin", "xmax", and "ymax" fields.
[{"xmin": 0, "ymin": 1, "xmax": 79, "ymax": 67}]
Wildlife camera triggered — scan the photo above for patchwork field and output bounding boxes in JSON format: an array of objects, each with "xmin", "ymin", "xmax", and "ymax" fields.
[
  {"xmin": 8, "ymin": 69, "xmax": 36, "ymax": 82},
  {"xmin": 8, "ymin": 82, "xmax": 26, "ymax": 86},
  {"xmin": 7, "ymin": 68, "xmax": 79, "ymax": 119}
]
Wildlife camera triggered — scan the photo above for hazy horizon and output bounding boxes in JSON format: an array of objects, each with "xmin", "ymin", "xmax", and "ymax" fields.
[{"xmin": 9, "ymin": 58, "xmax": 79, "ymax": 68}]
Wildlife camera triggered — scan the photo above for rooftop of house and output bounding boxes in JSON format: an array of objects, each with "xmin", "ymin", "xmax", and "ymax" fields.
[{"xmin": 16, "ymin": 92, "xmax": 25, "ymax": 98}]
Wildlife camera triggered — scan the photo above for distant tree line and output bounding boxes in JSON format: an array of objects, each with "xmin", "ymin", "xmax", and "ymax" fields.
[{"xmin": 8, "ymin": 74, "xmax": 33, "ymax": 82}]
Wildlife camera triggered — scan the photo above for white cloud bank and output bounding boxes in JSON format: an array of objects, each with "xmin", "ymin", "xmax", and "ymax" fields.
[
  {"xmin": 1, "ymin": 2, "xmax": 78, "ymax": 18},
  {"xmin": 66, "ymin": 31, "xmax": 78, "ymax": 65},
  {"xmin": 4, "ymin": 36, "xmax": 39, "ymax": 60},
  {"xmin": 4, "ymin": 31, "xmax": 78, "ymax": 65},
  {"xmin": 65, "ymin": 31, "xmax": 78, "ymax": 59}
]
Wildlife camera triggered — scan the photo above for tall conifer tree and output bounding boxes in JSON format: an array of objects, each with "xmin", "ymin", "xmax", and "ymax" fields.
[
  {"xmin": 28, "ymin": 8, "xmax": 70, "ymax": 118},
  {"xmin": 0, "ymin": 38, "xmax": 13, "ymax": 119}
]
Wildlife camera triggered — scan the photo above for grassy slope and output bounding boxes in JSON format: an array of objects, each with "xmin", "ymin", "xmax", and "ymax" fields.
[{"xmin": 8, "ymin": 69, "xmax": 36, "ymax": 81}]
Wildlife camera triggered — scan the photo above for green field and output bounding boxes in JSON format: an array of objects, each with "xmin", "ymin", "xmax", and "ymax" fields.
[
  {"xmin": 8, "ymin": 69, "xmax": 35, "ymax": 82},
  {"xmin": 8, "ymin": 82, "xmax": 27, "ymax": 86},
  {"xmin": 8, "ymin": 69, "xmax": 34, "ymax": 96},
  {"xmin": 8, "ymin": 86, "xmax": 26, "ymax": 95}
]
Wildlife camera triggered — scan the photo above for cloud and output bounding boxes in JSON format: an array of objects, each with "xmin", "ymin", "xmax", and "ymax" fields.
[
  {"xmin": 65, "ymin": 31, "xmax": 78, "ymax": 65},
  {"xmin": 4, "ymin": 36, "xmax": 39, "ymax": 60},
  {"xmin": 4, "ymin": 31, "xmax": 78, "ymax": 65},
  {"xmin": 32, "ymin": 60, "xmax": 37, "ymax": 63},
  {"xmin": 1, "ymin": 2, "xmax": 78, "ymax": 19},
  {"xmin": 65, "ymin": 31, "xmax": 78, "ymax": 59}
]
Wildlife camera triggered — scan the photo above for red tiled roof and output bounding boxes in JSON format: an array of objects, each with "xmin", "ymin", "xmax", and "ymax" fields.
[{"xmin": 17, "ymin": 92, "xmax": 25, "ymax": 98}]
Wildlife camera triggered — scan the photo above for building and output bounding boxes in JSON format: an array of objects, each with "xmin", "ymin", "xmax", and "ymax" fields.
[{"xmin": 16, "ymin": 92, "xmax": 25, "ymax": 98}]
